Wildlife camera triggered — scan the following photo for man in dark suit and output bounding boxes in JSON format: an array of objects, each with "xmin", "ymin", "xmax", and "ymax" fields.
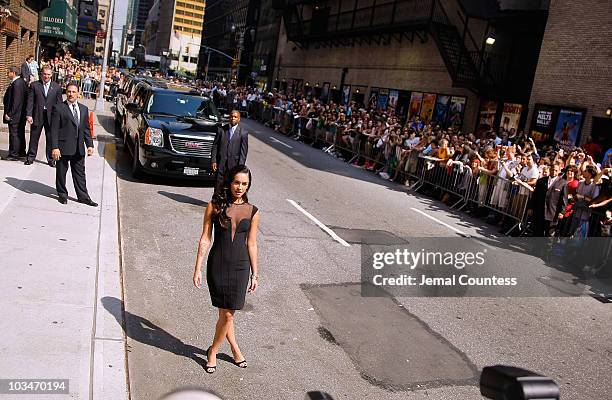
[
  {"xmin": 2, "ymin": 66, "xmax": 28, "ymax": 160},
  {"xmin": 211, "ymin": 109, "xmax": 248, "ymax": 193},
  {"xmin": 530, "ymin": 163, "xmax": 568, "ymax": 237},
  {"xmin": 25, "ymin": 65, "xmax": 63, "ymax": 166},
  {"xmin": 50, "ymin": 82, "xmax": 97, "ymax": 207}
]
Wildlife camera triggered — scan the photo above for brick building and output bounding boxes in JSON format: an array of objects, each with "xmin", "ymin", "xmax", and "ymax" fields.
[
  {"xmin": 1, "ymin": 0, "xmax": 47, "ymax": 96},
  {"xmin": 526, "ymin": 0, "xmax": 612, "ymax": 151}
]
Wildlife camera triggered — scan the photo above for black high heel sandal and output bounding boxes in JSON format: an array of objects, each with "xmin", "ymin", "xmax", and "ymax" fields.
[
  {"xmin": 233, "ymin": 358, "xmax": 248, "ymax": 368},
  {"xmin": 205, "ymin": 347, "xmax": 217, "ymax": 374}
]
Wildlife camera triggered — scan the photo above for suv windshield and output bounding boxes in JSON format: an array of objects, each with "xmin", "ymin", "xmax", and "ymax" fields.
[{"xmin": 146, "ymin": 93, "xmax": 220, "ymax": 121}]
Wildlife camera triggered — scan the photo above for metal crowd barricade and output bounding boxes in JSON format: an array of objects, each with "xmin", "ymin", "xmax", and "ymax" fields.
[
  {"xmin": 80, "ymin": 80, "xmax": 99, "ymax": 99},
  {"xmin": 405, "ymin": 155, "xmax": 532, "ymax": 234},
  {"xmin": 463, "ymin": 173, "xmax": 532, "ymax": 234}
]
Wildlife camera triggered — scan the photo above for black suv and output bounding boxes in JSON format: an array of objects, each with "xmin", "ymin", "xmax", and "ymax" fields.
[{"xmin": 122, "ymin": 82, "xmax": 221, "ymax": 180}]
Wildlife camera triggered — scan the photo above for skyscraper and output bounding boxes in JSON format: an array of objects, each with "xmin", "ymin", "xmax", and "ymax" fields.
[{"xmin": 143, "ymin": 0, "xmax": 205, "ymax": 72}]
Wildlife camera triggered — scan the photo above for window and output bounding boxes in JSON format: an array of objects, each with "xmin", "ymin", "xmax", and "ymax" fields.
[
  {"xmin": 182, "ymin": 55, "xmax": 189, "ymax": 62},
  {"xmin": 147, "ymin": 93, "xmax": 219, "ymax": 121},
  {"xmin": 190, "ymin": 57, "xmax": 198, "ymax": 64}
]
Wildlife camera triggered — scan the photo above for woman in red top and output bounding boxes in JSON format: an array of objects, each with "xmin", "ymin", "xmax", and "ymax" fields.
[{"xmin": 559, "ymin": 165, "xmax": 580, "ymax": 236}]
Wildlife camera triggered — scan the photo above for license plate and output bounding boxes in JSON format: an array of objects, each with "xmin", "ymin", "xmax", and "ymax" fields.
[{"xmin": 183, "ymin": 167, "xmax": 199, "ymax": 176}]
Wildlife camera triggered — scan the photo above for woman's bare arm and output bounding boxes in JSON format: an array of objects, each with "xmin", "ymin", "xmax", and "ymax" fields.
[
  {"xmin": 193, "ymin": 202, "xmax": 214, "ymax": 287},
  {"xmin": 247, "ymin": 210, "xmax": 260, "ymax": 292}
]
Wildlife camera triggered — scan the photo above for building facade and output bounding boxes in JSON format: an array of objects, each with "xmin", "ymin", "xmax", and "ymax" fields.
[
  {"xmin": 525, "ymin": 0, "xmax": 612, "ymax": 152},
  {"xmin": 76, "ymin": 0, "xmax": 100, "ymax": 57},
  {"xmin": 1, "ymin": 0, "xmax": 48, "ymax": 95},
  {"xmin": 144, "ymin": 0, "xmax": 205, "ymax": 73},
  {"xmin": 126, "ymin": 0, "xmax": 152, "ymax": 48},
  {"xmin": 94, "ymin": 0, "xmax": 108, "ymax": 59},
  {"xmin": 269, "ymin": 0, "xmax": 548, "ymax": 134},
  {"xmin": 198, "ymin": 0, "xmax": 251, "ymax": 81}
]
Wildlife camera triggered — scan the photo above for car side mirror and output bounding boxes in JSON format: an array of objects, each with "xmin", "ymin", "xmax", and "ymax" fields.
[{"xmin": 125, "ymin": 103, "xmax": 141, "ymax": 113}]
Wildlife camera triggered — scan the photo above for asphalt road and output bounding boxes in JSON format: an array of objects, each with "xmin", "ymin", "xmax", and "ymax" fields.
[{"xmin": 114, "ymin": 117, "xmax": 612, "ymax": 400}]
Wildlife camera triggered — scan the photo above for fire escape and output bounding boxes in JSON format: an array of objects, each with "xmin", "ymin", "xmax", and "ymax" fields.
[{"xmin": 277, "ymin": 0, "xmax": 505, "ymax": 95}]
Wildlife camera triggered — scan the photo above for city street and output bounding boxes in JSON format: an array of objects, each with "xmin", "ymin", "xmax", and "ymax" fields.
[{"xmin": 115, "ymin": 116, "xmax": 612, "ymax": 400}]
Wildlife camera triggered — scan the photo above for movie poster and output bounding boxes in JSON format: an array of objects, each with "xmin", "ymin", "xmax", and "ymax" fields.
[
  {"xmin": 294, "ymin": 79, "xmax": 303, "ymax": 97},
  {"xmin": 554, "ymin": 109, "xmax": 584, "ymax": 150},
  {"xmin": 530, "ymin": 104, "xmax": 558, "ymax": 143},
  {"xmin": 420, "ymin": 93, "xmax": 437, "ymax": 122},
  {"xmin": 368, "ymin": 88, "xmax": 379, "ymax": 110},
  {"xmin": 388, "ymin": 90, "xmax": 399, "ymax": 115},
  {"xmin": 500, "ymin": 103, "xmax": 523, "ymax": 132},
  {"xmin": 321, "ymin": 82, "xmax": 330, "ymax": 103},
  {"xmin": 447, "ymin": 96, "xmax": 467, "ymax": 129},
  {"xmin": 342, "ymin": 85, "xmax": 351, "ymax": 105},
  {"xmin": 396, "ymin": 91, "xmax": 411, "ymax": 120},
  {"xmin": 434, "ymin": 95, "xmax": 451, "ymax": 126},
  {"xmin": 477, "ymin": 100, "xmax": 498, "ymax": 136},
  {"xmin": 286, "ymin": 80, "xmax": 294, "ymax": 96},
  {"xmin": 408, "ymin": 92, "xmax": 423, "ymax": 120},
  {"xmin": 378, "ymin": 89, "xmax": 389, "ymax": 111}
]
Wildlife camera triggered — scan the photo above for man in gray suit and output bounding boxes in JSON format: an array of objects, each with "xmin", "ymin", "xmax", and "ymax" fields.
[
  {"xmin": 25, "ymin": 65, "xmax": 63, "ymax": 166},
  {"xmin": 211, "ymin": 110, "xmax": 248, "ymax": 194}
]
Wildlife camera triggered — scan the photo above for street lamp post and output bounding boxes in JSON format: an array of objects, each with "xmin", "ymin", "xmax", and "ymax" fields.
[
  {"xmin": 95, "ymin": 0, "xmax": 115, "ymax": 111},
  {"xmin": 204, "ymin": 50, "xmax": 211, "ymax": 81}
]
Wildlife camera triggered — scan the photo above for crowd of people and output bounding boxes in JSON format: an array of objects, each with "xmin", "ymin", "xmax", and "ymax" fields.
[
  {"xmin": 203, "ymin": 84, "xmax": 611, "ymax": 242},
  {"xmin": 24, "ymin": 52, "xmax": 124, "ymax": 99}
]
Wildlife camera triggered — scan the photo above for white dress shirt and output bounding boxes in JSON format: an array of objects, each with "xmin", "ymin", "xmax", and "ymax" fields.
[{"xmin": 68, "ymin": 101, "xmax": 80, "ymax": 124}]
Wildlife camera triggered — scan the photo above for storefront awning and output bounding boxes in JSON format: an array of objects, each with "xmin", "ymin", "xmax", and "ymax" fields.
[{"xmin": 39, "ymin": 0, "xmax": 77, "ymax": 43}]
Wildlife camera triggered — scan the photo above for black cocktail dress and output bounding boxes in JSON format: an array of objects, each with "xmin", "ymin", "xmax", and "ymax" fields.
[{"xmin": 207, "ymin": 202, "xmax": 258, "ymax": 310}]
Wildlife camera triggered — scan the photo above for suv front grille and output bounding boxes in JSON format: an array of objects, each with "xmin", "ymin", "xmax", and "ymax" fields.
[{"xmin": 169, "ymin": 135, "xmax": 214, "ymax": 157}]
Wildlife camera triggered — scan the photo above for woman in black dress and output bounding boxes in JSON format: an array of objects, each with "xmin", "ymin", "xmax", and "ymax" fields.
[{"xmin": 193, "ymin": 165, "xmax": 260, "ymax": 373}]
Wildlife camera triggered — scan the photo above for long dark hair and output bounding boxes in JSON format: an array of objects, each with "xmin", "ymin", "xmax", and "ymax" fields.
[{"xmin": 211, "ymin": 164, "xmax": 252, "ymax": 228}]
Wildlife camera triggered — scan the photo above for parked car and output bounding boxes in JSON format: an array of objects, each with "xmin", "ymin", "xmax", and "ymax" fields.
[
  {"xmin": 115, "ymin": 75, "xmax": 168, "ymax": 133},
  {"xmin": 122, "ymin": 82, "xmax": 222, "ymax": 180},
  {"xmin": 115, "ymin": 75, "xmax": 146, "ymax": 132}
]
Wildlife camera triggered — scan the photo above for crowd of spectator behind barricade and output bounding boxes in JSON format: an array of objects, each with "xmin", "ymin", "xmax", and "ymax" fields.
[
  {"xmin": 201, "ymin": 83, "xmax": 611, "ymax": 243},
  {"xmin": 20, "ymin": 52, "xmax": 124, "ymax": 100}
]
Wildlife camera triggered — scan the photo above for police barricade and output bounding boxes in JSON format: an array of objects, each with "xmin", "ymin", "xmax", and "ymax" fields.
[
  {"xmin": 463, "ymin": 173, "xmax": 532, "ymax": 235},
  {"xmin": 80, "ymin": 80, "xmax": 99, "ymax": 99}
]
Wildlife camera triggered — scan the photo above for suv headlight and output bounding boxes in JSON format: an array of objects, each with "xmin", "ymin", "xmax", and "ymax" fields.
[{"xmin": 145, "ymin": 127, "xmax": 163, "ymax": 147}]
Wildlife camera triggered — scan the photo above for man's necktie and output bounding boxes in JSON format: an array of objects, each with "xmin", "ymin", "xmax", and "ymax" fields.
[
  {"xmin": 72, "ymin": 103, "xmax": 79, "ymax": 124},
  {"xmin": 44, "ymin": 83, "xmax": 49, "ymax": 97}
]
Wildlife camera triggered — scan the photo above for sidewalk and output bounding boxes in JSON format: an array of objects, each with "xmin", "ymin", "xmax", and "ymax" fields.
[{"xmin": 0, "ymin": 99, "xmax": 128, "ymax": 400}]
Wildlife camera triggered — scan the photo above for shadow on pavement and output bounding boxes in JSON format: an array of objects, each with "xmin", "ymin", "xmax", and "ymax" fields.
[
  {"xmin": 101, "ymin": 296, "xmax": 217, "ymax": 369},
  {"xmin": 4, "ymin": 177, "xmax": 78, "ymax": 202},
  {"xmin": 158, "ymin": 190, "xmax": 208, "ymax": 207}
]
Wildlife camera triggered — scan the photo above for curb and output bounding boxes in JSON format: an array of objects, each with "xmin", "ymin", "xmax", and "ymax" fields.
[{"xmin": 90, "ymin": 139, "xmax": 129, "ymax": 400}]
